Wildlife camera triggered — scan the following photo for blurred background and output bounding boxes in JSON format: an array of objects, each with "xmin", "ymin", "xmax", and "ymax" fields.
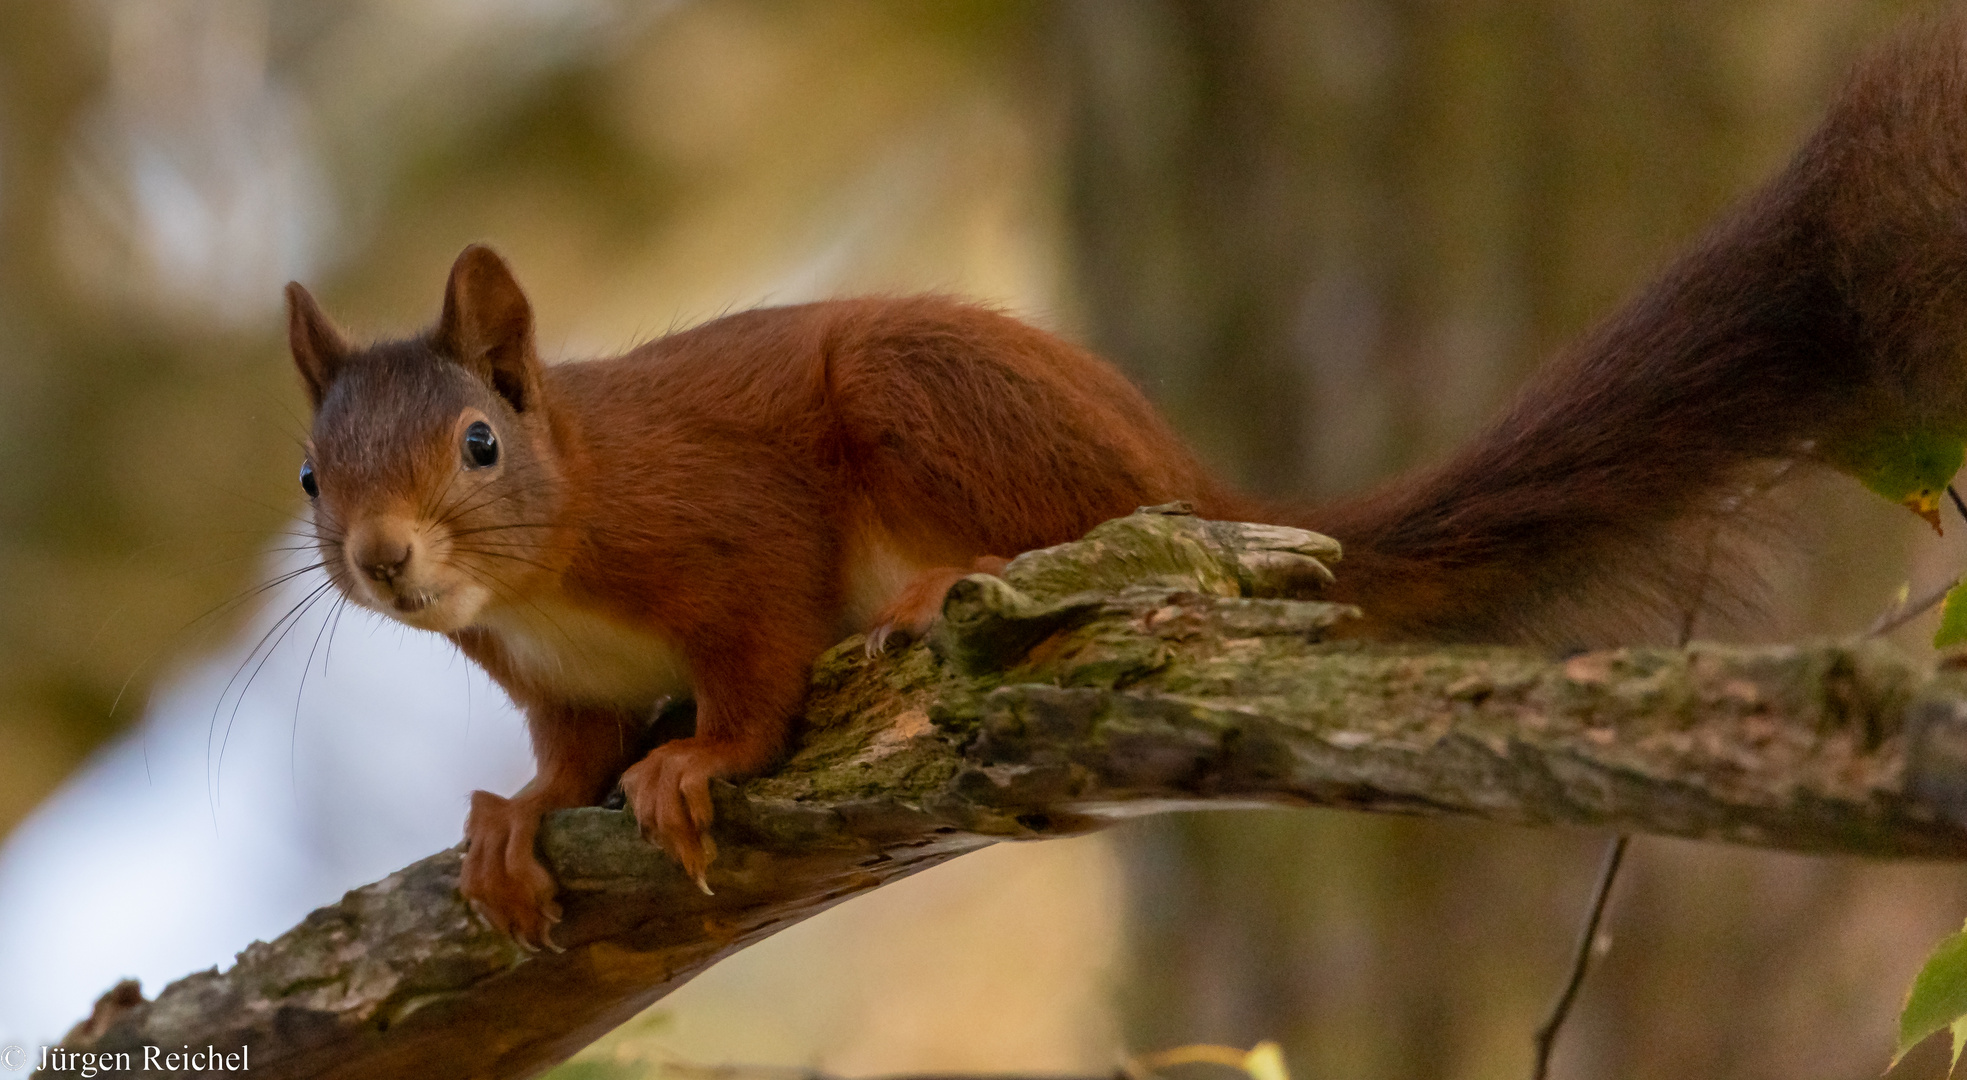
[{"xmin": 1, "ymin": 1, "xmax": 1966, "ymax": 1078}]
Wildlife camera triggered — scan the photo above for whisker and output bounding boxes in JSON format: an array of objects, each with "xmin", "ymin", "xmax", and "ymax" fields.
[
  {"xmin": 208, "ymin": 577, "xmax": 336, "ymax": 814},
  {"xmin": 451, "ymin": 560, "xmax": 582, "ymax": 651},
  {"xmin": 291, "ymin": 591, "xmax": 348, "ymax": 805},
  {"xmin": 443, "ymin": 524, "xmax": 561, "ymax": 540},
  {"xmin": 432, "ymin": 473, "xmax": 564, "ymax": 527},
  {"xmin": 458, "ymin": 640, "xmax": 473, "ymax": 741},
  {"xmin": 439, "ymin": 531, "xmax": 565, "ymax": 542},
  {"xmin": 421, "ymin": 461, "xmax": 468, "ymax": 525},
  {"xmin": 427, "ymin": 470, "xmax": 491, "ymax": 527},
  {"xmin": 207, "ymin": 485, "xmax": 311, "ymax": 523},
  {"xmin": 323, "ymin": 588, "xmax": 352, "ymax": 675},
  {"xmin": 109, "ymin": 562, "xmax": 329, "ymax": 723},
  {"xmin": 451, "ymin": 559, "xmax": 523, "ymax": 608},
  {"xmin": 452, "ymin": 547, "xmax": 561, "ymax": 575},
  {"xmin": 217, "ymin": 579, "xmax": 339, "ymax": 809},
  {"xmin": 430, "ymin": 474, "xmax": 539, "ymax": 525}
]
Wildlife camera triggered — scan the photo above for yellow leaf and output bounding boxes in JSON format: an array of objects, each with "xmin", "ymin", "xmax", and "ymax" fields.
[
  {"xmin": 1134, "ymin": 1045, "xmax": 1248, "ymax": 1072},
  {"xmin": 1240, "ymin": 1041, "xmax": 1289, "ymax": 1080},
  {"xmin": 1130, "ymin": 1042, "xmax": 1290, "ymax": 1080}
]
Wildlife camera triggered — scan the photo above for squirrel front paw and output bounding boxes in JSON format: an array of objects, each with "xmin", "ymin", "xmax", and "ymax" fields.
[
  {"xmin": 460, "ymin": 790, "xmax": 562, "ymax": 952},
  {"xmin": 620, "ymin": 737, "xmax": 741, "ymax": 891}
]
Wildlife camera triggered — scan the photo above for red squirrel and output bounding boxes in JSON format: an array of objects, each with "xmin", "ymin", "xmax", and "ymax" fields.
[{"xmin": 288, "ymin": 15, "xmax": 1967, "ymax": 947}]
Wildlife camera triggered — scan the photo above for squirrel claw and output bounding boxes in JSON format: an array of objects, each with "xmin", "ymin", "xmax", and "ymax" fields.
[
  {"xmin": 621, "ymin": 736, "xmax": 744, "ymax": 895},
  {"xmin": 864, "ymin": 624, "xmax": 900, "ymax": 657}
]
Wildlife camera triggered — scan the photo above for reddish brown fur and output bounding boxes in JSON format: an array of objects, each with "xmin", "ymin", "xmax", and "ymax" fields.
[
  {"xmin": 294, "ymin": 259, "xmax": 1262, "ymax": 944},
  {"xmin": 292, "ymin": 10, "xmax": 1967, "ymax": 947}
]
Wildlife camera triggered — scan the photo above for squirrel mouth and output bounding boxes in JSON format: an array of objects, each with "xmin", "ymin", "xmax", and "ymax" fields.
[{"xmin": 391, "ymin": 589, "xmax": 436, "ymax": 614}]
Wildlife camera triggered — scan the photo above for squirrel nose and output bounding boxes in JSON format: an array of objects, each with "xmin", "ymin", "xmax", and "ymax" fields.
[
  {"xmin": 348, "ymin": 525, "xmax": 415, "ymax": 586},
  {"xmin": 362, "ymin": 544, "xmax": 411, "ymax": 584}
]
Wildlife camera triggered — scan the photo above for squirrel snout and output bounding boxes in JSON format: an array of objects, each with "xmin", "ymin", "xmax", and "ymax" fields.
[{"xmin": 347, "ymin": 524, "xmax": 416, "ymax": 587}]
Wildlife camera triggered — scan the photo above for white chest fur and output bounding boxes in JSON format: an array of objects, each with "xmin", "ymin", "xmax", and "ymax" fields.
[{"xmin": 477, "ymin": 596, "xmax": 692, "ymax": 708}]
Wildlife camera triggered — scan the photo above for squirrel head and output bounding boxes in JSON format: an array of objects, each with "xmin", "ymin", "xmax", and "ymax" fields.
[{"xmin": 288, "ymin": 245, "xmax": 568, "ymax": 633}]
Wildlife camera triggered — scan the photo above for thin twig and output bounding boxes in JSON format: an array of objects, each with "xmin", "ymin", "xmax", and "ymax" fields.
[
  {"xmin": 1530, "ymin": 472, "xmax": 1771, "ymax": 1077},
  {"xmin": 1867, "ymin": 483, "xmax": 1967, "ymax": 638},
  {"xmin": 1869, "ymin": 578, "xmax": 1960, "ymax": 638},
  {"xmin": 1531, "ymin": 834, "xmax": 1630, "ymax": 1080}
]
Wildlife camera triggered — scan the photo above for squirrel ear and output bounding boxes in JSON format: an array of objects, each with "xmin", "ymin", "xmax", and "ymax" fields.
[
  {"xmin": 286, "ymin": 282, "xmax": 349, "ymax": 411},
  {"xmin": 434, "ymin": 244, "xmax": 541, "ymax": 413}
]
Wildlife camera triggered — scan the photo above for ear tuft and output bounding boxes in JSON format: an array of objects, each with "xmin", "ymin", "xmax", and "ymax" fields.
[
  {"xmin": 434, "ymin": 244, "xmax": 541, "ymax": 412},
  {"xmin": 286, "ymin": 282, "xmax": 350, "ymax": 411}
]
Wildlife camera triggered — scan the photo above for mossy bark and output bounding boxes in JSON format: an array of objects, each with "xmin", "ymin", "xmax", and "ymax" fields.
[{"xmin": 50, "ymin": 508, "xmax": 1967, "ymax": 1079}]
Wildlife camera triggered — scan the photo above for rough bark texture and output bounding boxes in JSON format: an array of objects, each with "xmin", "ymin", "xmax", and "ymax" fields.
[{"xmin": 47, "ymin": 507, "xmax": 1967, "ymax": 1079}]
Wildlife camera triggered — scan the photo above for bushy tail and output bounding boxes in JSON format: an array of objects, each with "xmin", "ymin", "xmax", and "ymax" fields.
[{"xmin": 1300, "ymin": 9, "xmax": 1967, "ymax": 646}]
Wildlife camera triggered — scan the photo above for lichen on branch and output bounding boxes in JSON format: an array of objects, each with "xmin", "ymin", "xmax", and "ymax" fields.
[{"xmin": 49, "ymin": 507, "xmax": 1967, "ymax": 1080}]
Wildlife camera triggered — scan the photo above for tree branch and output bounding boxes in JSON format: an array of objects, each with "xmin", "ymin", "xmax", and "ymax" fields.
[{"xmin": 50, "ymin": 508, "xmax": 1967, "ymax": 1079}]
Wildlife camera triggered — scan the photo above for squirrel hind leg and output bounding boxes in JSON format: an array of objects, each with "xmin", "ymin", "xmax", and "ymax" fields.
[{"xmin": 864, "ymin": 555, "xmax": 1009, "ymax": 656}]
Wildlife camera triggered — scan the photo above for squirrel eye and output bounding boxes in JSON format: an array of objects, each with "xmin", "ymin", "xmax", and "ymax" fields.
[
  {"xmin": 299, "ymin": 460, "xmax": 318, "ymax": 499},
  {"xmin": 462, "ymin": 421, "xmax": 499, "ymax": 469}
]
